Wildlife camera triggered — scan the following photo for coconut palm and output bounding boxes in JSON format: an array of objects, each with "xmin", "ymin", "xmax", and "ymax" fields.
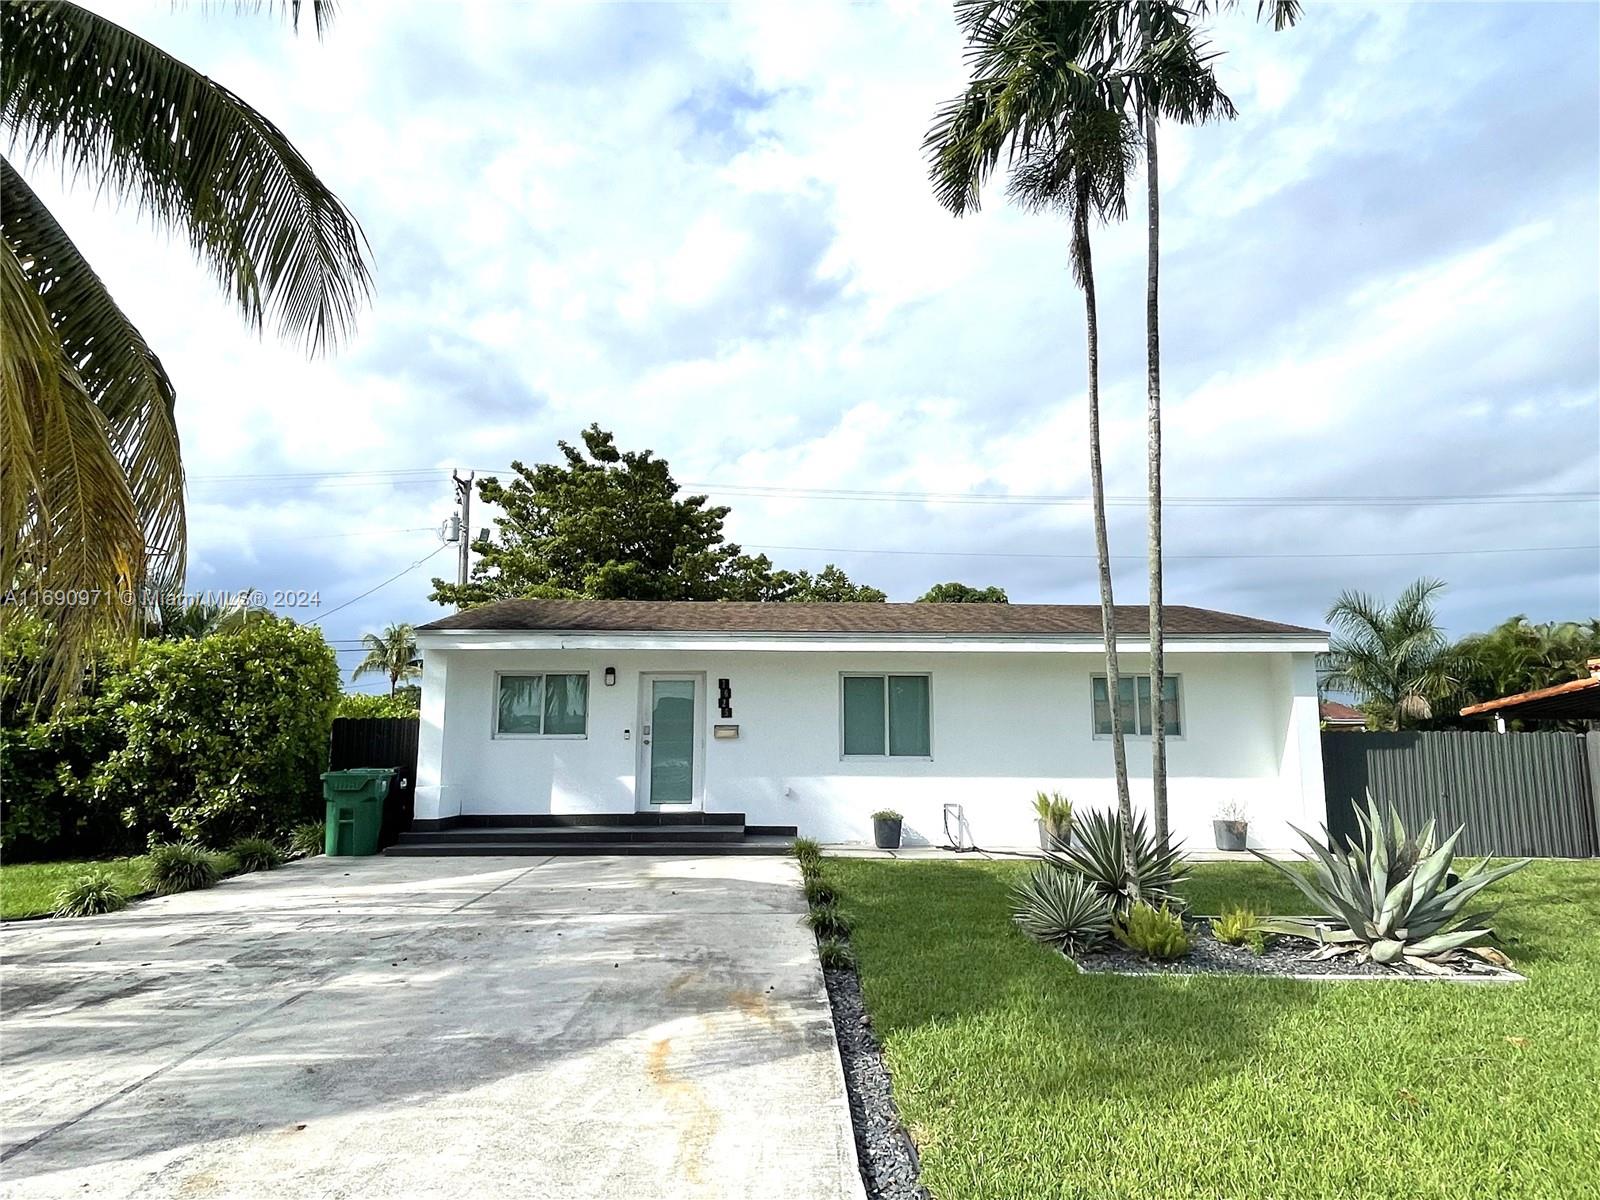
[
  {"xmin": 1, "ymin": 0, "xmax": 370, "ymax": 699},
  {"xmin": 353, "ymin": 623, "xmax": 421, "ymax": 698},
  {"xmin": 1323, "ymin": 579, "xmax": 1461, "ymax": 731},
  {"xmin": 926, "ymin": 1, "xmax": 1146, "ymax": 896}
]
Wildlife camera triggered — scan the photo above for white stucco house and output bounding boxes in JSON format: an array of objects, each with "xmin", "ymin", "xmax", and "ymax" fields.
[{"xmin": 409, "ymin": 599, "xmax": 1329, "ymax": 851}]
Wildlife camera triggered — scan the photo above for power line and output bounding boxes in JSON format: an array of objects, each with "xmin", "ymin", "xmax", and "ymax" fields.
[
  {"xmin": 307, "ymin": 543, "xmax": 451, "ymax": 627},
  {"xmin": 744, "ymin": 542, "xmax": 1600, "ymax": 562}
]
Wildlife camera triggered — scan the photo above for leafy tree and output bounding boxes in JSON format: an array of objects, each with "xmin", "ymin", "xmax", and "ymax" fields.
[
  {"xmin": 1448, "ymin": 616, "xmax": 1600, "ymax": 728},
  {"xmin": 337, "ymin": 691, "xmax": 420, "ymax": 719},
  {"xmin": 352, "ymin": 622, "xmax": 421, "ymax": 697},
  {"xmin": 917, "ymin": 582, "xmax": 1009, "ymax": 603},
  {"xmin": 1322, "ymin": 579, "xmax": 1460, "ymax": 731},
  {"xmin": 1, "ymin": 1, "xmax": 370, "ymax": 701},
  {"xmin": 142, "ymin": 595, "xmax": 270, "ymax": 641},
  {"xmin": 430, "ymin": 425, "xmax": 883, "ymax": 606}
]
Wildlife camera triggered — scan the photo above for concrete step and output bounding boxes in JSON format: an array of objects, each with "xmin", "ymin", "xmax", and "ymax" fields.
[
  {"xmin": 383, "ymin": 836, "xmax": 796, "ymax": 857},
  {"xmin": 395, "ymin": 824, "xmax": 746, "ymax": 845}
]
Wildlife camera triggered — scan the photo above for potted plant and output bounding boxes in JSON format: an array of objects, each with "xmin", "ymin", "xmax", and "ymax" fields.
[
  {"xmin": 871, "ymin": 809, "xmax": 903, "ymax": 849},
  {"xmin": 1033, "ymin": 791, "xmax": 1074, "ymax": 850},
  {"xmin": 1213, "ymin": 800, "xmax": 1249, "ymax": 851}
]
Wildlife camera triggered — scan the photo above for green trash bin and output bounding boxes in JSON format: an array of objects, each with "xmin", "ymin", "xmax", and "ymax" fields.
[{"xmin": 321, "ymin": 768, "xmax": 395, "ymax": 856}]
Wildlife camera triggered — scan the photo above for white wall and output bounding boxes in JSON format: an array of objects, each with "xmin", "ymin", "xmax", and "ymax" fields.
[{"xmin": 415, "ymin": 646, "xmax": 1326, "ymax": 850}]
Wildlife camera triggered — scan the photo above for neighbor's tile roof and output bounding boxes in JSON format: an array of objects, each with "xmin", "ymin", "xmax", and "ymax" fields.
[{"xmin": 419, "ymin": 600, "xmax": 1326, "ymax": 639}]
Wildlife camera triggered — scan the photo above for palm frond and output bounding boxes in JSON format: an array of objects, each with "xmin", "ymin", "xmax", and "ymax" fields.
[
  {"xmin": 2, "ymin": 157, "xmax": 184, "ymax": 591},
  {"xmin": 2, "ymin": 1, "xmax": 371, "ymax": 355}
]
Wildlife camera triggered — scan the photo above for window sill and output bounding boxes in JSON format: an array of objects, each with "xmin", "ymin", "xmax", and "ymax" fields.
[
  {"xmin": 492, "ymin": 733, "xmax": 590, "ymax": 741},
  {"xmin": 840, "ymin": 755, "xmax": 935, "ymax": 763}
]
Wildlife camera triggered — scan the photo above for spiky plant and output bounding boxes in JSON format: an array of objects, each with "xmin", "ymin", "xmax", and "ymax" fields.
[
  {"xmin": 51, "ymin": 870, "xmax": 128, "ymax": 917},
  {"xmin": 228, "ymin": 836, "xmax": 284, "ymax": 873},
  {"xmin": 803, "ymin": 877, "xmax": 837, "ymax": 907},
  {"xmin": 145, "ymin": 841, "xmax": 219, "ymax": 895},
  {"xmin": 793, "ymin": 837, "xmax": 822, "ymax": 866},
  {"xmin": 289, "ymin": 822, "xmax": 326, "ymax": 857},
  {"xmin": 1012, "ymin": 865, "xmax": 1114, "ymax": 955},
  {"xmin": 806, "ymin": 902, "xmax": 850, "ymax": 940},
  {"xmin": 1211, "ymin": 906, "xmax": 1266, "ymax": 955},
  {"xmin": 1050, "ymin": 807, "xmax": 1189, "ymax": 918},
  {"xmin": 1252, "ymin": 795, "xmax": 1530, "ymax": 973},
  {"xmin": 1033, "ymin": 790, "xmax": 1074, "ymax": 845},
  {"xmin": 1115, "ymin": 901, "xmax": 1190, "ymax": 959}
]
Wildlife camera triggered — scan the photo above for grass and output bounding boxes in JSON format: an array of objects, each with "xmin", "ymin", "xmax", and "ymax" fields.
[
  {"xmin": 829, "ymin": 857, "xmax": 1600, "ymax": 1200},
  {"xmin": 1, "ymin": 857, "xmax": 150, "ymax": 919}
]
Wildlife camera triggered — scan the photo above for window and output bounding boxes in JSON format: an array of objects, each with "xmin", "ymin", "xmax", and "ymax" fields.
[
  {"xmin": 495, "ymin": 673, "xmax": 589, "ymax": 737},
  {"xmin": 1091, "ymin": 674, "xmax": 1182, "ymax": 737},
  {"xmin": 842, "ymin": 674, "xmax": 931, "ymax": 757}
]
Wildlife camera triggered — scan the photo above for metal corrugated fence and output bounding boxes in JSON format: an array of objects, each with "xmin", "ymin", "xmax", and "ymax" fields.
[{"xmin": 1322, "ymin": 731, "xmax": 1598, "ymax": 858}]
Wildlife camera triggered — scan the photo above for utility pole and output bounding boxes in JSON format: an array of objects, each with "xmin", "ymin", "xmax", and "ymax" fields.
[{"xmin": 452, "ymin": 470, "xmax": 474, "ymax": 606}]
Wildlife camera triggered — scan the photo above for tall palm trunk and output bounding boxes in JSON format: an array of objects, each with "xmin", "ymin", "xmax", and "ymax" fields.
[
  {"xmin": 1145, "ymin": 110, "xmax": 1169, "ymax": 850},
  {"xmin": 1073, "ymin": 190, "xmax": 1140, "ymax": 901}
]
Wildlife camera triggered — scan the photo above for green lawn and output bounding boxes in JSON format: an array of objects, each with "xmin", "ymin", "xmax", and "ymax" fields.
[
  {"xmin": 0, "ymin": 856, "xmax": 151, "ymax": 919},
  {"xmin": 827, "ymin": 857, "xmax": 1600, "ymax": 1200}
]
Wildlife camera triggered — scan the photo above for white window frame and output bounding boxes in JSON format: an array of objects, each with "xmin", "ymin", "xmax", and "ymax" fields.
[
  {"xmin": 1090, "ymin": 673, "xmax": 1184, "ymax": 740},
  {"xmin": 492, "ymin": 670, "xmax": 590, "ymax": 740},
  {"xmin": 839, "ymin": 672, "xmax": 933, "ymax": 761}
]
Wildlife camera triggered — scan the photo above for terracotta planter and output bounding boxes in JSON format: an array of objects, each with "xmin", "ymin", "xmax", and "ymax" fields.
[
  {"xmin": 1213, "ymin": 820, "xmax": 1248, "ymax": 851},
  {"xmin": 873, "ymin": 816, "xmax": 903, "ymax": 849}
]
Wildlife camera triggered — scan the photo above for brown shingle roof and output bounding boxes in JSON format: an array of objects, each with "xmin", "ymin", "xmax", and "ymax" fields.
[{"xmin": 419, "ymin": 600, "xmax": 1325, "ymax": 639}]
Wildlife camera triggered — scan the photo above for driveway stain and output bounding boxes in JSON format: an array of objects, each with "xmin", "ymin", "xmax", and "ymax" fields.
[{"xmin": 645, "ymin": 1034, "xmax": 718, "ymax": 1190}]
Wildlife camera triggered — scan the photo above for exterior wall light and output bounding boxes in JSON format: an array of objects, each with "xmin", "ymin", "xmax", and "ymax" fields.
[{"xmin": 604, "ymin": 667, "xmax": 617, "ymax": 687}]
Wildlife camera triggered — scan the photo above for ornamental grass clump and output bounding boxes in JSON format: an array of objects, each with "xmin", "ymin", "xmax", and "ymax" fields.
[
  {"xmin": 1116, "ymin": 902, "xmax": 1190, "ymax": 960},
  {"xmin": 1252, "ymin": 794, "xmax": 1530, "ymax": 973},
  {"xmin": 289, "ymin": 822, "xmax": 325, "ymax": 857},
  {"xmin": 817, "ymin": 936, "xmax": 856, "ymax": 970},
  {"xmin": 146, "ymin": 841, "xmax": 220, "ymax": 895},
  {"xmin": 1050, "ymin": 807, "xmax": 1189, "ymax": 918},
  {"xmin": 51, "ymin": 870, "xmax": 128, "ymax": 918},
  {"xmin": 228, "ymin": 836, "xmax": 284, "ymax": 873},
  {"xmin": 1011, "ymin": 866, "xmax": 1113, "ymax": 954},
  {"xmin": 804, "ymin": 876, "xmax": 837, "ymax": 907},
  {"xmin": 806, "ymin": 902, "xmax": 850, "ymax": 940}
]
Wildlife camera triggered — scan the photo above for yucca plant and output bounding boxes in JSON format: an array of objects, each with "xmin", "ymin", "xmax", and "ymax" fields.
[
  {"xmin": 1116, "ymin": 902, "xmax": 1190, "ymax": 959},
  {"xmin": 1033, "ymin": 790, "xmax": 1074, "ymax": 846},
  {"xmin": 145, "ymin": 841, "xmax": 220, "ymax": 896},
  {"xmin": 228, "ymin": 836, "xmax": 284, "ymax": 873},
  {"xmin": 1012, "ymin": 865, "xmax": 1113, "ymax": 955},
  {"xmin": 1050, "ymin": 807, "xmax": 1189, "ymax": 918},
  {"xmin": 51, "ymin": 870, "xmax": 128, "ymax": 918},
  {"xmin": 1252, "ymin": 795, "xmax": 1530, "ymax": 973}
]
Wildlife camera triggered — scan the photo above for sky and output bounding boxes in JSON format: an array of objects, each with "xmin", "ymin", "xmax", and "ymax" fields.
[{"xmin": 16, "ymin": 0, "xmax": 1600, "ymax": 691}]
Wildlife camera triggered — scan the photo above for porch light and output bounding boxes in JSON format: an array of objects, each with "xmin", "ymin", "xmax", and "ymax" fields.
[{"xmin": 604, "ymin": 667, "xmax": 617, "ymax": 687}]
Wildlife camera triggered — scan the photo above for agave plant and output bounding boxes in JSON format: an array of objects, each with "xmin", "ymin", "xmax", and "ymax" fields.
[
  {"xmin": 1049, "ymin": 807, "xmax": 1190, "ymax": 917},
  {"xmin": 1012, "ymin": 865, "xmax": 1113, "ymax": 954},
  {"xmin": 1252, "ymin": 795, "xmax": 1529, "ymax": 973}
]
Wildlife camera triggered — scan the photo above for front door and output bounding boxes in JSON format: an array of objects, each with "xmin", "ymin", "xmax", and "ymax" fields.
[{"xmin": 638, "ymin": 674, "xmax": 702, "ymax": 809}]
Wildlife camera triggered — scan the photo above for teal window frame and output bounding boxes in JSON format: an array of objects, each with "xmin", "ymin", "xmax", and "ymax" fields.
[
  {"xmin": 493, "ymin": 671, "xmax": 590, "ymax": 739},
  {"xmin": 1091, "ymin": 674, "xmax": 1183, "ymax": 738},
  {"xmin": 840, "ymin": 673, "xmax": 933, "ymax": 760}
]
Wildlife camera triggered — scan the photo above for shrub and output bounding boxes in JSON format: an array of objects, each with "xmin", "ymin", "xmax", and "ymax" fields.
[
  {"xmin": 806, "ymin": 902, "xmax": 850, "ymax": 939},
  {"xmin": 146, "ymin": 842, "xmax": 220, "ymax": 895},
  {"xmin": 97, "ymin": 618, "xmax": 341, "ymax": 847},
  {"xmin": 1050, "ymin": 807, "xmax": 1189, "ymax": 918},
  {"xmin": 817, "ymin": 936, "xmax": 856, "ymax": 970},
  {"xmin": 1211, "ymin": 906, "xmax": 1266, "ymax": 955},
  {"xmin": 289, "ymin": 822, "xmax": 326, "ymax": 857},
  {"xmin": 804, "ymin": 876, "xmax": 837, "ymax": 906},
  {"xmin": 1253, "ymin": 795, "xmax": 1530, "ymax": 971},
  {"xmin": 1116, "ymin": 902, "xmax": 1190, "ymax": 959},
  {"xmin": 793, "ymin": 837, "xmax": 822, "ymax": 866},
  {"xmin": 870, "ymin": 809, "xmax": 902, "ymax": 821},
  {"xmin": 51, "ymin": 870, "xmax": 129, "ymax": 918},
  {"xmin": 229, "ymin": 836, "xmax": 284, "ymax": 872},
  {"xmin": 1012, "ymin": 865, "xmax": 1113, "ymax": 954},
  {"xmin": 1033, "ymin": 790, "xmax": 1074, "ymax": 845},
  {"xmin": 335, "ymin": 692, "xmax": 420, "ymax": 719}
]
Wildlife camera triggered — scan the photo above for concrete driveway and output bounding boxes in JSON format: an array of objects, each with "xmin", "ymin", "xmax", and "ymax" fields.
[{"xmin": 0, "ymin": 855, "xmax": 861, "ymax": 1200}]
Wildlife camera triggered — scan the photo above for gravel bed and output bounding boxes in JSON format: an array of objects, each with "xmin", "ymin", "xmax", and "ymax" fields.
[
  {"xmin": 1073, "ymin": 924, "xmax": 1517, "ymax": 979},
  {"xmin": 823, "ymin": 965, "xmax": 929, "ymax": 1200}
]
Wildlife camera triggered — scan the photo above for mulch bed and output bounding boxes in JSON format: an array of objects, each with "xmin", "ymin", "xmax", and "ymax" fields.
[
  {"xmin": 1072, "ymin": 923, "xmax": 1521, "ymax": 980},
  {"xmin": 822, "ymin": 965, "xmax": 930, "ymax": 1200}
]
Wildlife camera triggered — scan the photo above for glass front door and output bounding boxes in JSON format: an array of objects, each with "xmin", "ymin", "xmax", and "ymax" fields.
[{"xmin": 643, "ymin": 677, "xmax": 697, "ymax": 806}]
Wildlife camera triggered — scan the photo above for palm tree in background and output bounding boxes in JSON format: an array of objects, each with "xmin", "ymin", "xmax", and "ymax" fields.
[
  {"xmin": 353, "ymin": 623, "xmax": 422, "ymax": 698},
  {"xmin": 142, "ymin": 594, "xmax": 271, "ymax": 641},
  {"xmin": 1323, "ymin": 579, "xmax": 1461, "ymax": 731},
  {"xmin": 1, "ymin": 0, "xmax": 370, "ymax": 698}
]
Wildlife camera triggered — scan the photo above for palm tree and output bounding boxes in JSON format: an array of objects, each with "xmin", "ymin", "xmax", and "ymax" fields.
[
  {"xmin": 353, "ymin": 623, "xmax": 421, "ymax": 698},
  {"xmin": 142, "ymin": 594, "xmax": 270, "ymax": 641},
  {"xmin": 1323, "ymin": 579, "xmax": 1460, "ymax": 731},
  {"xmin": 1, "ymin": 1, "xmax": 370, "ymax": 699},
  {"xmin": 926, "ymin": 2, "xmax": 1145, "ymax": 896},
  {"xmin": 1127, "ymin": 0, "xmax": 1298, "ymax": 846}
]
